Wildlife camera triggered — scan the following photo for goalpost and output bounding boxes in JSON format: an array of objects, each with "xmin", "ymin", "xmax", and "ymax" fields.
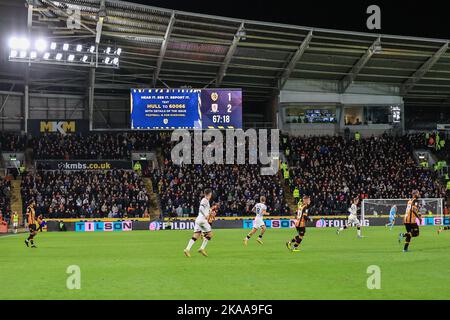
[{"xmin": 361, "ymin": 198, "xmax": 445, "ymax": 227}]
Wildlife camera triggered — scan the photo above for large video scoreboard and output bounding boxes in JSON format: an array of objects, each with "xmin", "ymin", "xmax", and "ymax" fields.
[{"xmin": 130, "ymin": 88, "xmax": 242, "ymax": 129}]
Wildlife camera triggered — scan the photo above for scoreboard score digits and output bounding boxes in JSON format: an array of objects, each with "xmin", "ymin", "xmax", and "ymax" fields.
[
  {"xmin": 200, "ymin": 89, "xmax": 242, "ymax": 129},
  {"xmin": 130, "ymin": 88, "xmax": 242, "ymax": 130}
]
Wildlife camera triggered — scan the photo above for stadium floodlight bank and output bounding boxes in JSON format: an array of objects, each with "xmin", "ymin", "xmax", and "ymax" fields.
[
  {"xmin": 7, "ymin": 37, "xmax": 121, "ymax": 68},
  {"xmin": 361, "ymin": 198, "xmax": 444, "ymax": 222}
]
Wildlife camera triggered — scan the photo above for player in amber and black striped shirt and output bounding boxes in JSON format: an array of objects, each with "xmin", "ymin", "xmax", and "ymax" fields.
[
  {"xmin": 286, "ymin": 195, "xmax": 311, "ymax": 252},
  {"xmin": 25, "ymin": 200, "xmax": 37, "ymax": 248},
  {"xmin": 398, "ymin": 190, "xmax": 422, "ymax": 252}
]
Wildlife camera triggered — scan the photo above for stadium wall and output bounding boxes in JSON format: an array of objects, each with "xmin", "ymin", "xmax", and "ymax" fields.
[{"xmin": 0, "ymin": 92, "xmax": 131, "ymax": 131}]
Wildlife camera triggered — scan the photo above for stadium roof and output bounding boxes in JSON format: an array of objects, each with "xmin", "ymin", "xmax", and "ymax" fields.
[{"xmin": 2, "ymin": 0, "xmax": 450, "ymax": 105}]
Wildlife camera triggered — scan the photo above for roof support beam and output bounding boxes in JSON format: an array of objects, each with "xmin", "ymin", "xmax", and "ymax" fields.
[
  {"xmin": 401, "ymin": 41, "xmax": 449, "ymax": 95},
  {"xmin": 339, "ymin": 37, "xmax": 380, "ymax": 93},
  {"xmin": 279, "ymin": 30, "xmax": 313, "ymax": 90},
  {"xmin": 153, "ymin": 11, "xmax": 176, "ymax": 87},
  {"xmin": 216, "ymin": 22, "xmax": 245, "ymax": 86},
  {"xmin": 95, "ymin": 0, "xmax": 106, "ymax": 45},
  {"xmin": 42, "ymin": 0, "xmax": 96, "ymax": 35}
]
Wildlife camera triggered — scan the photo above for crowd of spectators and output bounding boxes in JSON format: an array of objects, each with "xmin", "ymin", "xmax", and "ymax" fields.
[
  {"xmin": 0, "ymin": 178, "xmax": 11, "ymax": 219},
  {"xmin": 153, "ymin": 163, "xmax": 289, "ymax": 217},
  {"xmin": 151, "ymin": 133, "xmax": 289, "ymax": 217},
  {"xmin": 0, "ymin": 132, "xmax": 27, "ymax": 152},
  {"xmin": 282, "ymin": 133, "xmax": 446, "ymax": 215},
  {"xmin": 2, "ymin": 129, "xmax": 447, "ymax": 219},
  {"xmin": 31, "ymin": 132, "xmax": 168, "ymax": 160},
  {"xmin": 20, "ymin": 170, "xmax": 150, "ymax": 218}
]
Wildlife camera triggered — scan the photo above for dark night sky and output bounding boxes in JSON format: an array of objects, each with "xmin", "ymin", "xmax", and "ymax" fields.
[
  {"xmin": 131, "ymin": 0, "xmax": 450, "ymax": 40},
  {"xmin": 1, "ymin": 0, "xmax": 449, "ymax": 40}
]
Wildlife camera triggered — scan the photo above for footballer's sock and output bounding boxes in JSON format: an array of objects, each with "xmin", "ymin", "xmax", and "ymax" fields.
[
  {"xmin": 30, "ymin": 240, "xmax": 34, "ymax": 246},
  {"xmin": 258, "ymin": 234, "xmax": 263, "ymax": 239},
  {"xmin": 444, "ymin": 226, "xmax": 450, "ymax": 231},
  {"xmin": 404, "ymin": 234, "xmax": 411, "ymax": 251},
  {"xmin": 357, "ymin": 227, "xmax": 361, "ymax": 237},
  {"xmin": 404, "ymin": 241, "xmax": 410, "ymax": 251},
  {"xmin": 246, "ymin": 234, "xmax": 252, "ymax": 240},
  {"xmin": 186, "ymin": 238, "xmax": 196, "ymax": 250},
  {"xmin": 200, "ymin": 238, "xmax": 209, "ymax": 250}
]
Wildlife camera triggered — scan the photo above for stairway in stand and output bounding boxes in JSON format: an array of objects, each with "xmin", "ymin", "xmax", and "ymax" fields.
[
  {"xmin": 143, "ymin": 177, "xmax": 161, "ymax": 220},
  {"xmin": 281, "ymin": 175, "xmax": 297, "ymax": 215}
]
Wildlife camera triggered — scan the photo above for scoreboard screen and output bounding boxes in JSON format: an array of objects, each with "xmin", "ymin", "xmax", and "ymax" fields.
[{"xmin": 130, "ymin": 88, "xmax": 242, "ymax": 130}]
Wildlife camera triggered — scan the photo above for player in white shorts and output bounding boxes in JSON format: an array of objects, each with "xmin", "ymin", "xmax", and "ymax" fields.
[
  {"xmin": 184, "ymin": 188, "xmax": 216, "ymax": 257},
  {"xmin": 244, "ymin": 196, "xmax": 270, "ymax": 246},
  {"xmin": 337, "ymin": 197, "xmax": 362, "ymax": 238}
]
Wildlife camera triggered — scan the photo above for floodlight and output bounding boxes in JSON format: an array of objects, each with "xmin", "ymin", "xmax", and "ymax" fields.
[
  {"xmin": 55, "ymin": 53, "xmax": 62, "ymax": 60},
  {"xmin": 9, "ymin": 37, "xmax": 29, "ymax": 50},
  {"xmin": 43, "ymin": 52, "xmax": 50, "ymax": 60},
  {"xmin": 63, "ymin": 43, "xmax": 69, "ymax": 51},
  {"xmin": 35, "ymin": 39, "xmax": 47, "ymax": 52},
  {"xmin": 10, "ymin": 50, "xmax": 18, "ymax": 58},
  {"xmin": 76, "ymin": 44, "xmax": 82, "ymax": 52},
  {"xmin": 50, "ymin": 42, "xmax": 57, "ymax": 50},
  {"xmin": 19, "ymin": 50, "xmax": 27, "ymax": 58},
  {"xmin": 116, "ymin": 48, "xmax": 122, "ymax": 56},
  {"xmin": 68, "ymin": 54, "xmax": 75, "ymax": 61},
  {"xmin": 30, "ymin": 51, "xmax": 37, "ymax": 59},
  {"xmin": 9, "ymin": 37, "xmax": 19, "ymax": 49}
]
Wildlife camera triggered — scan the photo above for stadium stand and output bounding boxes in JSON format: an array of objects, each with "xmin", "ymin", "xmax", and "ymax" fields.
[
  {"xmin": 282, "ymin": 133, "xmax": 447, "ymax": 215},
  {"xmin": 151, "ymin": 132, "xmax": 289, "ymax": 217},
  {"xmin": 20, "ymin": 170, "xmax": 150, "ymax": 218},
  {"xmin": 1, "ymin": 130, "xmax": 445, "ymax": 218},
  {"xmin": 0, "ymin": 133, "xmax": 27, "ymax": 152}
]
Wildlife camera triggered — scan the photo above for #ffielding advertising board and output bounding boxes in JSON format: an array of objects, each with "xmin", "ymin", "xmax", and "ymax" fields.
[{"xmin": 130, "ymin": 88, "xmax": 242, "ymax": 129}]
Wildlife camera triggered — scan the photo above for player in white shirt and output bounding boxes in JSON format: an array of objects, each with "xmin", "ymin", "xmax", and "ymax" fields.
[
  {"xmin": 184, "ymin": 188, "xmax": 216, "ymax": 257},
  {"xmin": 337, "ymin": 197, "xmax": 362, "ymax": 238},
  {"xmin": 243, "ymin": 196, "xmax": 270, "ymax": 246}
]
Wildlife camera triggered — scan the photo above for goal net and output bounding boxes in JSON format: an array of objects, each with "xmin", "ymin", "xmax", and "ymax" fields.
[{"xmin": 361, "ymin": 198, "xmax": 445, "ymax": 227}]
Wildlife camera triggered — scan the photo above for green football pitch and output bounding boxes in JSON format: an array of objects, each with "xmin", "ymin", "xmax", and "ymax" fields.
[{"xmin": 1, "ymin": 226, "xmax": 449, "ymax": 300}]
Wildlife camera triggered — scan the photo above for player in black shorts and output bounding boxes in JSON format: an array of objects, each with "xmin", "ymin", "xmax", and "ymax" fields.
[
  {"xmin": 25, "ymin": 201, "xmax": 37, "ymax": 248},
  {"xmin": 286, "ymin": 195, "xmax": 311, "ymax": 252},
  {"xmin": 398, "ymin": 190, "xmax": 421, "ymax": 252}
]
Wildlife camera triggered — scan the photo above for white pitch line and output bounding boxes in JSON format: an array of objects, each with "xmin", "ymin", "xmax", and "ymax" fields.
[{"xmin": 0, "ymin": 233, "xmax": 23, "ymax": 239}]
